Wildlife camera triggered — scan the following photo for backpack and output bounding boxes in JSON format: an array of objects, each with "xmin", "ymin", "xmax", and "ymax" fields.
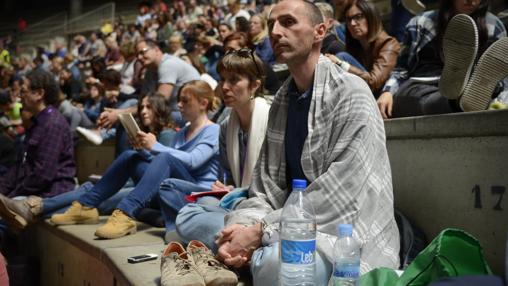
[{"xmin": 394, "ymin": 209, "xmax": 428, "ymax": 269}]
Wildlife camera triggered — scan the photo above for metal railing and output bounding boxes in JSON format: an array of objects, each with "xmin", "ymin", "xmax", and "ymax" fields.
[
  {"xmin": 66, "ymin": 3, "xmax": 115, "ymax": 35},
  {"xmin": 18, "ymin": 3, "xmax": 115, "ymax": 54}
]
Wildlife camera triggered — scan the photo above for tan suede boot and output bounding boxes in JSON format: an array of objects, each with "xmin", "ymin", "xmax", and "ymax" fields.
[
  {"xmin": 94, "ymin": 209, "xmax": 136, "ymax": 239},
  {"xmin": 50, "ymin": 201, "xmax": 99, "ymax": 225}
]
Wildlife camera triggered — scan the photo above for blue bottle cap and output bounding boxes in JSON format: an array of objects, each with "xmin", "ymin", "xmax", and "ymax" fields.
[
  {"xmin": 338, "ymin": 224, "xmax": 353, "ymax": 236},
  {"xmin": 292, "ymin": 179, "xmax": 307, "ymax": 190}
]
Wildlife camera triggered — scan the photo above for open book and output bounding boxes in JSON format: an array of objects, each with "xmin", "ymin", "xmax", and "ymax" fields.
[{"xmin": 118, "ymin": 113, "xmax": 141, "ymax": 139}]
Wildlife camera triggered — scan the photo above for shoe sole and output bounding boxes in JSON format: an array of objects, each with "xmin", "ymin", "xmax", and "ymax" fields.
[
  {"xmin": 401, "ymin": 0, "xmax": 425, "ymax": 15},
  {"xmin": 439, "ymin": 14, "xmax": 478, "ymax": 100},
  {"xmin": 50, "ymin": 217, "xmax": 100, "ymax": 225},
  {"xmin": 76, "ymin": 127, "xmax": 103, "ymax": 145},
  {"xmin": 460, "ymin": 37, "xmax": 508, "ymax": 111},
  {"xmin": 0, "ymin": 198, "xmax": 27, "ymax": 230},
  {"xmin": 94, "ymin": 226, "xmax": 137, "ymax": 239}
]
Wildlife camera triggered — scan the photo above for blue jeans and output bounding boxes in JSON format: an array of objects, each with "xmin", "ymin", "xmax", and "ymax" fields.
[
  {"xmin": 79, "ymin": 150, "xmax": 195, "ymax": 218},
  {"xmin": 337, "ymin": 52, "xmax": 367, "ymax": 72},
  {"xmin": 175, "ymin": 203, "xmax": 332, "ymax": 286},
  {"xmin": 158, "ymin": 178, "xmax": 212, "ymax": 232},
  {"xmin": 41, "ymin": 183, "xmax": 132, "ymax": 218},
  {"xmin": 176, "ymin": 203, "xmax": 229, "ymax": 252}
]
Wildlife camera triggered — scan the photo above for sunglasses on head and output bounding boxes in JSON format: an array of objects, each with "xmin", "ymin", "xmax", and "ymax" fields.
[{"xmin": 225, "ymin": 48, "xmax": 262, "ymax": 77}]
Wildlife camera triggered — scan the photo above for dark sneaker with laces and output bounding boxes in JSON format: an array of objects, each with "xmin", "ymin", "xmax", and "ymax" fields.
[
  {"xmin": 187, "ymin": 240, "xmax": 238, "ymax": 286},
  {"xmin": 161, "ymin": 241, "xmax": 205, "ymax": 286}
]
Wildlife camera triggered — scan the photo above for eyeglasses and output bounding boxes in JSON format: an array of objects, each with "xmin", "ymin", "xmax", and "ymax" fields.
[
  {"xmin": 225, "ymin": 48, "xmax": 262, "ymax": 77},
  {"xmin": 137, "ymin": 47, "xmax": 151, "ymax": 56},
  {"xmin": 346, "ymin": 13, "xmax": 366, "ymax": 24}
]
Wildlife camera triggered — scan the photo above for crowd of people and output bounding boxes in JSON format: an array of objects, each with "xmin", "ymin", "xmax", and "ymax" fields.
[{"xmin": 0, "ymin": 0, "xmax": 507, "ymax": 284}]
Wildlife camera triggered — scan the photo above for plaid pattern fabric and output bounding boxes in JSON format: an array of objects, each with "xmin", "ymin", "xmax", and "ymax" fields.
[
  {"xmin": 0, "ymin": 106, "xmax": 75, "ymax": 198},
  {"xmin": 224, "ymin": 55, "xmax": 400, "ymax": 272},
  {"xmin": 382, "ymin": 10, "xmax": 507, "ymax": 94}
]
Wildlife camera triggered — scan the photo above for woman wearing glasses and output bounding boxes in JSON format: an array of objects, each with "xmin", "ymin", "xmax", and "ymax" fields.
[
  {"xmin": 326, "ymin": 0, "xmax": 400, "ymax": 95},
  {"xmin": 165, "ymin": 49, "xmax": 271, "ymax": 250}
]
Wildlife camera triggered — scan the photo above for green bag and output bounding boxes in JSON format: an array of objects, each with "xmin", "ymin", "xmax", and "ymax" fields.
[{"xmin": 359, "ymin": 228, "xmax": 492, "ymax": 286}]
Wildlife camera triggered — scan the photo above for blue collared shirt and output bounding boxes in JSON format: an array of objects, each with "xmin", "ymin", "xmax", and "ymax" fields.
[{"xmin": 284, "ymin": 79, "xmax": 312, "ymax": 188}]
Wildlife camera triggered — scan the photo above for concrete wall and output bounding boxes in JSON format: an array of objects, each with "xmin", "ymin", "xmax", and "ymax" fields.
[{"xmin": 386, "ymin": 110, "xmax": 508, "ymax": 275}]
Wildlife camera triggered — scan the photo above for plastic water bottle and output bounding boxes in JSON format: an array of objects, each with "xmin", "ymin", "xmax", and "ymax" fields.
[
  {"xmin": 332, "ymin": 224, "xmax": 361, "ymax": 286},
  {"xmin": 279, "ymin": 179, "xmax": 316, "ymax": 286}
]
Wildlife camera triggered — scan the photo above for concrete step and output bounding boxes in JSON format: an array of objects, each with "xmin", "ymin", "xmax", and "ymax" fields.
[{"xmin": 386, "ymin": 109, "xmax": 508, "ymax": 275}]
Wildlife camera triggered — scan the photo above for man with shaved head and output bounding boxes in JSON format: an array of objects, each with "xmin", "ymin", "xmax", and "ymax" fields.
[{"xmin": 175, "ymin": 1, "xmax": 400, "ymax": 284}]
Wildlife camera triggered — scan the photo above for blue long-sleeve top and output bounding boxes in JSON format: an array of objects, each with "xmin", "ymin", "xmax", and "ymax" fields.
[{"xmin": 150, "ymin": 123, "xmax": 220, "ymax": 187}]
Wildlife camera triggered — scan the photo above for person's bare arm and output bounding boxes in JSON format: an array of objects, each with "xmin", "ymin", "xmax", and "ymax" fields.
[
  {"xmin": 157, "ymin": 83, "xmax": 174, "ymax": 101},
  {"xmin": 97, "ymin": 106, "xmax": 137, "ymax": 129}
]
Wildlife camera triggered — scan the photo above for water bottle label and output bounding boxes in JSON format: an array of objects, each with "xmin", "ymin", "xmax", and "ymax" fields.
[
  {"xmin": 333, "ymin": 262, "xmax": 360, "ymax": 278},
  {"xmin": 280, "ymin": 239, "xmax": 316, "ymax": 264}
]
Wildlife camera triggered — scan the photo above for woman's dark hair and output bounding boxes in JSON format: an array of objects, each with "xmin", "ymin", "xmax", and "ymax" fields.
[
  {"xmin": 101, "ymin": 69, "xmax": 122, "ymax": 88},
  {"xmin": 26, "ymin": 69, "xmax": 60, "ymax": 106},
  {"xmin": 137, "ymin": 92, "xmax": 173, "ymax": 135},
  {"xmin": 88, "ymin": 82, "xmax": 105, "ymax": 98},
  {"xmin": 90, "ymin": 56, "xmax": 106, "ymax": 79},
  {"xmin": 436, "ymin": 0, "xmax": 489, "ymax": 58},
  {"xmin": 343, "ymin": 0, "xmax": 383, "ymax": 54},
  {"xmin": 235, "ymin": 16, "xmax": 250, "ymax": 34}
]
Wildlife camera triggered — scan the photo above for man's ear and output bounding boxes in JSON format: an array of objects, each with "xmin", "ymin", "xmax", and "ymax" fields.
[
  {"xmin": 314, "ymin": 23, "xmax": 327, "ymax": 43},
  {"xmin": 33, "ymin": 88, "xmax": 45, "ymax": 102}
]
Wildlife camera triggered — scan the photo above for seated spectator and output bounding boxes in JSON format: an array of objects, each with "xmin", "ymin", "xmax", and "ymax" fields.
[
  {"xmin": 181, "ymin": 52, "xmax": 218, "ymax": 90},
  {"xmin": 136, "ymin": 2, "xmax": 153, "ymax": 28},
  {"xmin": 119, "ymin": 41, "xmax": 137, "ymax": 96},
  {"xmin": 175, "ymin": 2, "xmax": 399, "ymax": 284},
  {"xmin": 77, "ymin": 69, "xmax": 138, "ymax": 145},
  {"xmin": 316, "ymin": 2, "xmax": 346, "ymax": 55},
  {"xmin": 249, "ymin": 14, "xmax": 276, "ymax": 66},
  {"xmin": 168, "ymin": 35, "xmax": 188, "ymax": 58},
  {"xmin": 224, "ymin": 0, "xmax": 251, "ymax": 28},
  {"xmin": 326, "ymin": 0, "xmax": 400, "ymax": 95},
  {"xmin": 223, "ymin": 32, "xmax": 281, "ymax": 95},
  {"xmin": 104, "ymin": 36, "xmax": 123, "ymax": 69},
  {"xmin": 218, "ymin": 22, "xmax": 233, "ymax": 43},
  {"xmin": 0, "ymin": 93, "xmax": 176, "ymax": 230},
  {"xmin": 0, "ymin": 41, "xmax": 10, "ymax": 68},
  {"xmin": 122, "ymin": 24, "xmax": 141, "ymax": 46},
  {"xmin": 63, "ymin": 54, "xmax": 82, "ymax": 82},
  {"xmin": 156, "ymin": 13, "xmax": 174, "ymax": 49},
  {"xmin": 57, "ymin": 91, "xmax": 94, "ymax": 132},
  {"xmin": 59, "ymin": 68, "xmax": 83, "ymax": 101},
  {"xmin": 0, "ymin": 69, "xmax": 75, "ymax": 200},
  {"xmin": 377, "ymin": 0, "xmax": 507, "ymax": 118},
  {"xmin": 165, "ymin": 48, "xmax": 270, "ymax": 237},
  {"xmin": 83, "ymin": 83, "xmax": 104, "ymax": 123},
  {"xmin": 72, "ymin": 35, "xmax": 91, "ymax": 62},
  {"xmin": 235, "ymin": 16, "xmax": 250, "ymax": 34},
  {"xmin": 89, "ymin": 32, "xmax": 107, "ymax": 58},
  {"xmin": 49, "ymin": 81, "xmax": 220, "ymax": 240}
]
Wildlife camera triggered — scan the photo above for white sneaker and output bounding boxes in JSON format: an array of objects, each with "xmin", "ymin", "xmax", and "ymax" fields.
[{"xmin": 76, "ymin": 127, "xmax": 103, "ymax": 145}]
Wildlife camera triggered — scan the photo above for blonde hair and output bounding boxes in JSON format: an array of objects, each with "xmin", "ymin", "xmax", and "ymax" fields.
[{"xmin": 179, "ymin": 80, "xmax": 220, "ymax": 112}]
